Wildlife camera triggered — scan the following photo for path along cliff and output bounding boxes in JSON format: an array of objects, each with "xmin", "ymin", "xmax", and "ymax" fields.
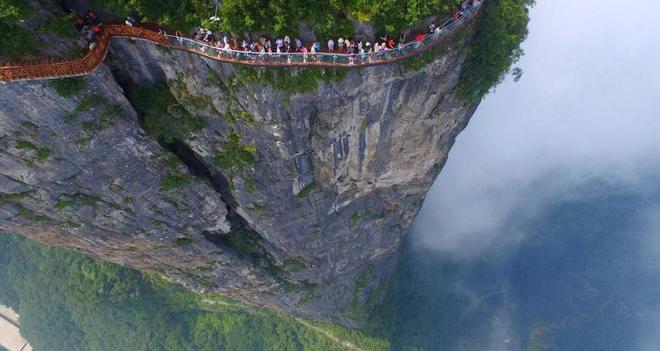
[{"xmin": 0, "ymin": 0, "xmax": 493, "ymax": 327}]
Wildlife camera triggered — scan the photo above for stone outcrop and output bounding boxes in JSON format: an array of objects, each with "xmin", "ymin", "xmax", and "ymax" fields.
[{"xmin": 0, "ymin": 6, "xmax": 479, "ymax": 326}]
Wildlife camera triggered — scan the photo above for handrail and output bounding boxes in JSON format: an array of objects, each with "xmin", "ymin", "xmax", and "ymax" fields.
[{"xmin": 0, "ymin": 3, "xmax": 480, "ymax": 82}]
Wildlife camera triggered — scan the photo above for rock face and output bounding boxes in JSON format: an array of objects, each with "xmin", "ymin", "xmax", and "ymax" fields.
[{"xmin": 0, "ymin": 20, "xmax": 478, "ymax": 326}]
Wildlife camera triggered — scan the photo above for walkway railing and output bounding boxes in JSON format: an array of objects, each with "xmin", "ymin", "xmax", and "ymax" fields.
[{"xmin": 0, "ymin": 3, "xmax": 480, "ymax": 82}]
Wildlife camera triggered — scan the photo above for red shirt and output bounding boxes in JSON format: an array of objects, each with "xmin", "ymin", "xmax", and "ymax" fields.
[{"xmin": 416, "ymin": 33, "xmax": 424, "ymax": 43}]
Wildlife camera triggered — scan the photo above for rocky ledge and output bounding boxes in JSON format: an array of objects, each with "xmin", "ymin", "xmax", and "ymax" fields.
[{"xmin": 0, "ymin": 5, "xmax": 479, "ymax": 327}]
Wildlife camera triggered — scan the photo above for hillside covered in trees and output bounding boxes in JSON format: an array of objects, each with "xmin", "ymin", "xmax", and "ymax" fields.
[{"xmin": 0, "ymin": 234, "xmax": 387, "ymax": 351}]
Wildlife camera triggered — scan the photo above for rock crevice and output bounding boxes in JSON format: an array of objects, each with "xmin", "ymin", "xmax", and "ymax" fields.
[{"xmin": 0, "ymin": 16, "xmax": 479, "ymax": 325}]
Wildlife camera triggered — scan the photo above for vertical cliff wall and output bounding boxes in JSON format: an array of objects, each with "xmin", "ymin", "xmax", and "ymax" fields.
[{"xmin": 0, "ymin": 20, "xmax": 478, "ymax": 326}]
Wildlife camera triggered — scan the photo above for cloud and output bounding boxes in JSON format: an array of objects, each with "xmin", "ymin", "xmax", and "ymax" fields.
[{"xmin": 413, "ymin": 0, "xmax": 660, "ymax": 258}]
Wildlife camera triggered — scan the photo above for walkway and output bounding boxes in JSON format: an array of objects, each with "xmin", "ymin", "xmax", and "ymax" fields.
[
  {"xmin": 0, "ymin": 305, "xmax": 32, "ymax": 351},
  {"xmin": 0, "ymin": 4, "xmax": 480, "ymax": 82}
]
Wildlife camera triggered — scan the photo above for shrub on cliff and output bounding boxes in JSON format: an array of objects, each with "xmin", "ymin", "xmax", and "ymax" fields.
[
  {"xmin": 458, "ymin": 0, "xmax": 535, "ymax": 101},
  {"xmin": 129, "ymin": 83, "xmax": 204, "ymax": 143},
  {"xmin": 50, "ymin": 77, "xmax": 86, "ymax": 97},
  {"xmin": 0, "ymin": 0, "xmax": 36, "ymax": 59},
  {"xmin": 91, "ymin": 0, "xmax": 462, "ymax": 37}
]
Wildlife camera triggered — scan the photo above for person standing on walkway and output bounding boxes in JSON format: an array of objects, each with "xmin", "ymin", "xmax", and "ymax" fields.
[
  {"xmin": 328, "ymin": 39, "xmax": 335, "ymax": 52},
  {"xmin": 276, "ymin": 37, "xmax": 284, "ymax": 52},
  {"xmin": 416, "ymin": 32, "xmax": 425, "ymax": 47}
]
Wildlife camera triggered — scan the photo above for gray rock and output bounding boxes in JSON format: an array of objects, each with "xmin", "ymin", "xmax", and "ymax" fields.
[{"xmin": 0, "ymin": 18, "xmax": 479, "ymax": 327}]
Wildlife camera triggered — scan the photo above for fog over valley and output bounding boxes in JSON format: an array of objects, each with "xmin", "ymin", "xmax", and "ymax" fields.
[{"xmin": 399, "ymin": 0, "xmax": 660, "ymax": 349}]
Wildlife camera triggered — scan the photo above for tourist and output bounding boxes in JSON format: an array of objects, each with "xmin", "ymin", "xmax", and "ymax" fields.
[
  {"xmin": 129, "ymin": 0, "xmax": 472, "ymax": 64},
  {"xmin": 301, "ymin": 45, "xmax": 308, "ymax": 62},
  {"xmin": 281, "ymin": 36, "xmax": 289, "ymax": 52},
  {"xmin": 416, "ymin": 32, "xmax": 425, "ymax": 47},
  {"xmin": 74, "ymin": 14, "xmax": 85, "ymax": 32},
  {"xmin": 85, "ymin": 10, "xmax": 98, "ymax": 25},
  {"xmin": 433, "ymin": 26, "xmax": 442, "ymax": 39}
]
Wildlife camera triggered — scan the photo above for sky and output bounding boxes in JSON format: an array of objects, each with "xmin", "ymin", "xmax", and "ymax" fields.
[{"xmin": 413, "ymin": 0, "xmax": 660, "ymax": 258}]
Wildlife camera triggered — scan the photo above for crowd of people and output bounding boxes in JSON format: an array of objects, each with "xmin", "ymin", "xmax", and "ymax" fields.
[
  {"xmin": 73, "ymin": 10, "xmax": 104, "ymax": 49},
  {"xmin": 184, "ymin": 0, "xmax": 480, "ymax": 63},
  {"xmin": 67, "ymin": 0, "xmax": 479, "ymax": 63}
]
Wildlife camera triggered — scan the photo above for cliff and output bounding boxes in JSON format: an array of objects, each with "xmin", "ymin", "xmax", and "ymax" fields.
[{"xmin": 0, "ymin": 7, "xmax": 479, "ymax": 327}]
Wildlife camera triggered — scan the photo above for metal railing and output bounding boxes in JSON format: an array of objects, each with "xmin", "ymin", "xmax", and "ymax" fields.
[
  {"xmin": 163, "ymin": 3, "xmax": 479, "ymax": 67},
  {"xmin": 0, "ymin": 2, "xmax": 480, "ymax": 81}
]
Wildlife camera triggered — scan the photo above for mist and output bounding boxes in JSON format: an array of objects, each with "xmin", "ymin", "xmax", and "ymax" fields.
[
  {"xmin": 414, "ymin": 0, "xmax": 660, "ymax": 257},
  {"xmin": 397, "ymin": 0, "xmax": 660, "ymax": 350}
]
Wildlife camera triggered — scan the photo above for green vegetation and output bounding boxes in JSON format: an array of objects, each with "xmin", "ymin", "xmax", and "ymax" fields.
[
  {"xmin": 168, "ymin": 77, "xmax": 214, "ymax": 111},
  {"xmin": 175, "ymin": 237, "xmax": 194, "ymax": 246},
  {"xmin": 222, "ymin": 229, "xmax": 261, "ymax": 260},
  {"xmin": 0, "ymin": 0, "xmax": 36, "ymax": 59},
  {"xmin": 14, "ymin": 140, "xmax": 52, "ymax": 163},
  {"xmin": 0, "ymin": 191, "xmax": 32, "ymax": 207},
  {"xmin": 225, "ymin": 107, "xmax": 255, "ymax": 125},
  {"xmin": 160, "ymin": 175, "xmax": 190, "ymax": 191},
  {"xmin": 245, "ymin": 178, "xmax": 257, "ymax": 194},
  {"xmin": 249, "ymin": 203, "xmax": 267, "ymax": 214},
  {"xmin": 16, "ymin": 206, "xmax": 51, "ymax": 222},
  {"xmin": 160, "ymin": 153, "xmax": 194, "ymax": 192},
  {"xmin": 91, "ymin": 0, "xmax": 460, "ymax": 38},
  {"xmin": 54, "ymin": 193, "xmax": 102, "ymax": 210},
  {"xmin": 458, "ymin": 0, "xmax": 534, "ymax": 101},
  {"xmin": 130, "ymin": 83, "xmax": 204, "ymax": 143},
  {"xmin": 163, "ymin": 153, "xmax": 183, "ymax": 171},
  {"xmin": 36, "ymin": 147, "xmax": 52, "ymax": 161},
  {"xmin": 76, "ymin": 95, "xmax": 107, "ymax": 112},
  {"xmin": 50, "ymin": 77, "xmax": 86, "ymax": 97},
  {"xmin": 52, "ymin": 193, "xmax": 128, "ymax": 213},
  {"xmin": 37, "ymin": 12, "xmax": 78, "ymax": 38},
  {"xmin": 233, "ymin": 66, "xmax": 347, "ymax": 95},
  {"xmin": 296, "ymin": 182, "xmax": 317, "ymax": 198},
  {"xmin": 216, "ymin": 0, "xmax": 461, "ymax": 38},
  {"xmin": 0, "ymin": 234, "xmax": 387, "ymax": 350},
  {"xmin": 14, "ymin": 139, "xmax": 36, "ymax": 150},
  {"xmin": 348, "ymin": 208, "xmax": 375, "ymax": 229},
  {"xmin": 212, "ymin": 133, "xmax": 257, "ymax": 171},
  {"xmin": 65, "ymin": 94, "xmax": 126, "ymax": 132},
  {"xmin": 344, "ymin": 265, "xmax": 380, "ymax": 324},
  {"xmin": 283, "ymin": 258, "xmax": 307, "ymax": 273},
  {"xmin": 20, "ymin": 120, "xmax": 39, "ymax": 133}
]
